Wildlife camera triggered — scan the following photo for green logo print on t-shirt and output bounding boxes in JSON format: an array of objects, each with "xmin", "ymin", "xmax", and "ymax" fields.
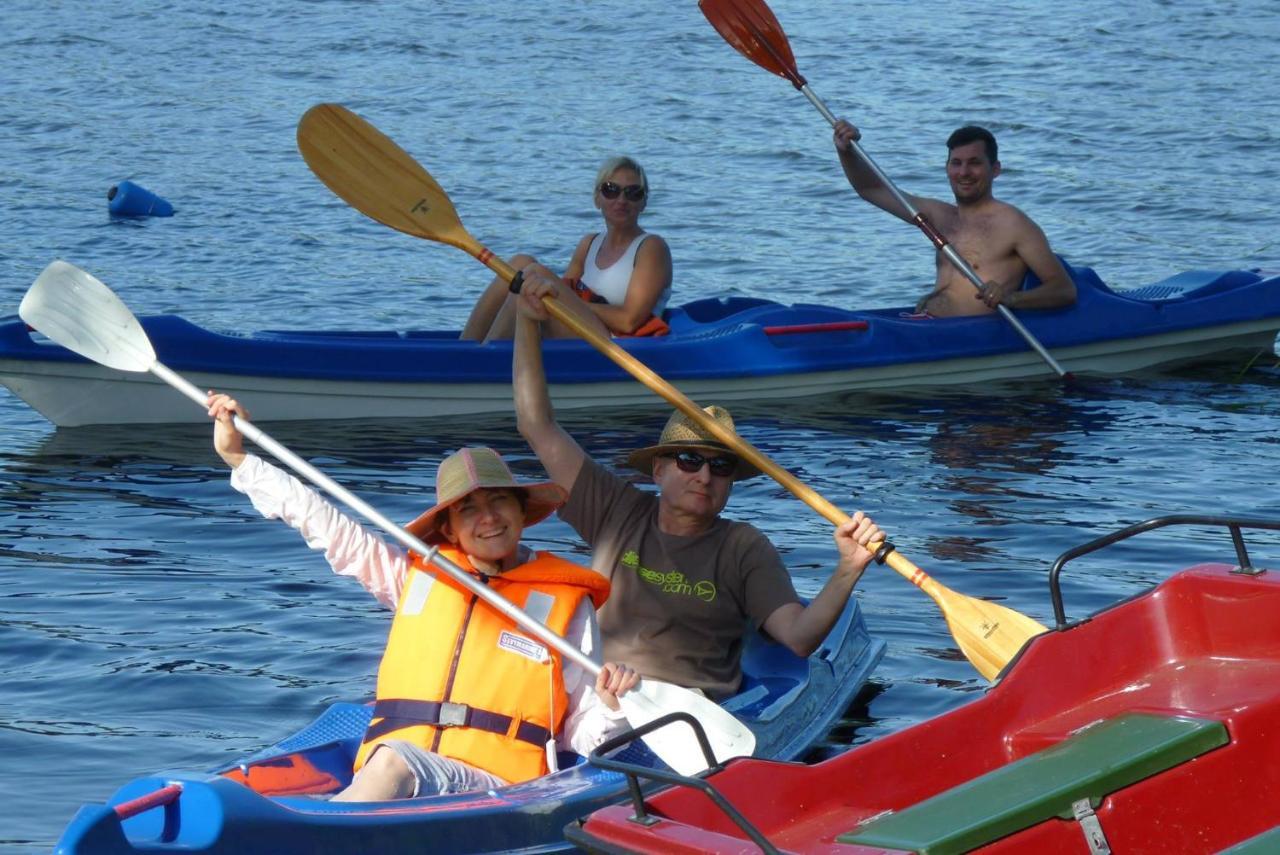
[{"xmin": 620, "ymin": 550, "xmax": 716, "ymax": 602}]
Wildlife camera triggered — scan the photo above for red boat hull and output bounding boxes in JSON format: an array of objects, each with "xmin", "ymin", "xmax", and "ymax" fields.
[{"xmin": 572, "ymin": 564, "xmax": 1280, "ymax": 853}]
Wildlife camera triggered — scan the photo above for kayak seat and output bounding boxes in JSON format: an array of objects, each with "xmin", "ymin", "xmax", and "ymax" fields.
[
  {"xmin": 1020, "ymin": 257, "xmax": 1111, "ymax": 304},
  {"xmin": 1117, "ymin": 269, "xmax": 1263, "ymax": 302},
  {"xmin": 234, "ymin": 702, "xmax": 372, "ymax": 765},
  {"xmin": 664, "ymin": 296, "xmax": 778, "ymax": 332},
  {"xmin": 220, "ymin": 703, "xmax": 373, "ymax": 795},
  {"xmin": 727, "ymin": 622, "xmax": 811, "ymax": 719},
  {"xmin": 836, "ymin": 712, "xmax": 1227, "ymax": 855},
  {"xmin": 222, "ymin": 701, "xmax": 589, "ymax": 797}
]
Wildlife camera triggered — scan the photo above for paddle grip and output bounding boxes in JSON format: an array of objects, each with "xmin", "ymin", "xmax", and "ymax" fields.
[{"xmin": 507, "ymin": 270, "xmax": 525, "ymax": 295}]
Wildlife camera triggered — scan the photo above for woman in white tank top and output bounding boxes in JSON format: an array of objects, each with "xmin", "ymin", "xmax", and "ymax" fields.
[{"xmin": 461, "ymin": 156, "xmax": 673, "ymax": 342}]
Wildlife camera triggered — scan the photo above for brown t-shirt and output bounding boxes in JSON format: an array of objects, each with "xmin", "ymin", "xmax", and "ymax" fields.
[{"xmin": 560, "ymin": 457, "xmax": 799, "ymax": 698}]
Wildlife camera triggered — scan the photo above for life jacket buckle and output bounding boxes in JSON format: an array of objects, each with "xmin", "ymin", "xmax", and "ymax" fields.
[{"xmin": 437, "ymin": 701, "xmax": 470, "ymax": 727}]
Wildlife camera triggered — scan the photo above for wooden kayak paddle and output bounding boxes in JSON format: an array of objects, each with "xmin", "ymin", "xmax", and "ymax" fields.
[{"xmin": 295, "ymin": 103, "xmax": 1048, "ymax": 681}]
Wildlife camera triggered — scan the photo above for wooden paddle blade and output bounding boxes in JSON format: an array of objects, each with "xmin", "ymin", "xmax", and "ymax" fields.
[
  {"xmin": 935, "ymin": 584, "xmax": 1047, "ymax": 680},
  {"xmin": 883, "ymin": 551, "xmax": 1046, "ymax": 679},
  {"xmin": 297, "ymin": 104, "xmax": 476, "ymax": 253},
  {"xmin": 699, "ymin": 0, "xmax": 805, "ymax": 87},
  {"xmin": 19, "ymin": 261, "xmax": 157, "ymax": 373},
  {"xmin": 620, "ymin": 678, "xmax": 757, "ymax": 776}
]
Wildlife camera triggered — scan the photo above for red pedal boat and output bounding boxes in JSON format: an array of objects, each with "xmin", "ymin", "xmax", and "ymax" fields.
[{"xmin": 567, "ymin": 515, "xmax": 1280, "ymax": 855}]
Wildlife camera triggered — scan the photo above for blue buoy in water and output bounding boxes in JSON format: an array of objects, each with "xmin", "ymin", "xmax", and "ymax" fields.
[{"xmin": 107, "ymin": 180, "xmax": 175, "ymax": 217}]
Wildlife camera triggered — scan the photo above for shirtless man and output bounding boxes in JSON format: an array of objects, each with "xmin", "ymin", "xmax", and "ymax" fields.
[{"xmin": 833, "ymin": 121, "xmax": 1076, "ymax": 317}]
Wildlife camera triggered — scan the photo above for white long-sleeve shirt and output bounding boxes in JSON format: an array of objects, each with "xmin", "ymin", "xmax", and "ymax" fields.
[{"xmin": 230, "ymin": 453, "xmax": 628, "ymax": 758}]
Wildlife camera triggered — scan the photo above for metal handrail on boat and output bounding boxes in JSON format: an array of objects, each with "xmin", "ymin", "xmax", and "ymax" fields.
[
  {"xmin": 1048, "ymin": 514, "xmax": 1280, "ymax": 629},
  {"xmin": 575, "ymin": 711, "xmax": 780, "ymax": 855}
]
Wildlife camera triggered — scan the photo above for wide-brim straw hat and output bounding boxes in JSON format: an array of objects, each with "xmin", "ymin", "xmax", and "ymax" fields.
[
  {"xmin": 406, "ymin": 447, "xmax": 567, "ymax": 545},
  {"xmin": 626, "ymin": 405, "xmax": 761, "ymax": 482}
]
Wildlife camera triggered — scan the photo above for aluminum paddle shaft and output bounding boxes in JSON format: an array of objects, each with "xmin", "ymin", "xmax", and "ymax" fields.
[
  {"xmin": 19, "ymin": 260, "xmax": 756, "ymax": 774},
  {"xmin": 699, "ymin": 0, "xmax": 1069, "ymax": 379}
]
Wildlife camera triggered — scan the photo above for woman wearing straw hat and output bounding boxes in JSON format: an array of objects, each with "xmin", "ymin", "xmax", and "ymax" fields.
[
  {"xmin": 206, "ymin": 393, "xmax": 639, "ymax": 802},
  {"xmin": 511, "ymin": 283, "xmax": 885, "ymax": 699}
]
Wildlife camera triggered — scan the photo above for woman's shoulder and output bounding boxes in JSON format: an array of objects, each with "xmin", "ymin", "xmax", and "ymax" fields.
[
  {"xmin": 566, "ymin": 232, "xmax": 598, "ymax": 272},
  {"xmin": 572, "ymin": 232, "xmax": 598, "ymax": 256},
  {"xmin": 635, "ymin": 232, "xmax": 670, "ymax": 258}
]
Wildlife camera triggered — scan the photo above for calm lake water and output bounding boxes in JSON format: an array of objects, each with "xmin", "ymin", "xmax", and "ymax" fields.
[{"xmin": 3, "ymin": 0, "xmax": 1280, "ymax": 849}]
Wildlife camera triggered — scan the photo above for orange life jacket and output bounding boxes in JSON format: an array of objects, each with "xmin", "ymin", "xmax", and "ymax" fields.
[
  {"xmin": 354, "ymin": 546, "xmax": 611, "ymax": 784},
  {"xmin": 565, "ymin": 277, "xmax": 671, "ymax": 337}
]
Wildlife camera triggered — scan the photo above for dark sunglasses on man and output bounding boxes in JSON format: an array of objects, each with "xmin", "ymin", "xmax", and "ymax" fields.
[
  {"xmin": 663, "ymin": 450, "xmax": 738, "ymax": 478},
  {"xmin": 599, "ymin": 181, "xmax": 646, "ymax": 202}
]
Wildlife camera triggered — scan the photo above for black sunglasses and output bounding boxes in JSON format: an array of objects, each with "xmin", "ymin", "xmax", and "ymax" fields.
[
  {"xmin": 664, "ymin": 450, "xmax": 738, "ymax": 478},
  {"xmin": 599, "ymin": 181, "xmax": 646, "ymax": 202}
]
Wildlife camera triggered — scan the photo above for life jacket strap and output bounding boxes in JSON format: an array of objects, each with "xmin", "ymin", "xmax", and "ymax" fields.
[{"xmin": 366, "ymin": 699, "xmax": 551, "ymax": 748}]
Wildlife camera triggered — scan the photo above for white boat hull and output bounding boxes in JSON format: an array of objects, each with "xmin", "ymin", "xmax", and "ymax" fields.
[{"xmin": 3, "ymin": 321, "xmax": 1273, "ymax": 427}]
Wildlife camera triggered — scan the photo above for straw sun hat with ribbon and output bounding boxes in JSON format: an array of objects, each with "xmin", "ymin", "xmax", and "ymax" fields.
[
  {"xmin": 626, "ymin": 405, "xmax": 761, "ymax": 482},
  {"xmin": 407, "ymin": 447, "xmax": 567, "ymax": 545}
]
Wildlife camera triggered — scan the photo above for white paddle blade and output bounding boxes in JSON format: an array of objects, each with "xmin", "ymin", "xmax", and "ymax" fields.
[
  {"xmin": 19, "ymin": 261, "xmax": 156, "ymax": 373},
  {"xmin": 619, "ymin": 678, "xmax": 756, "ymax": 777}
]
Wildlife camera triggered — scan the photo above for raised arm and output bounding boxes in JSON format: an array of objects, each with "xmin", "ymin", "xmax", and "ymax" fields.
[
  {"xmin": 205, "ymin": 391, "xmax": 409, "ymax": 607},
  {"xmin": 208, "ymin": 391, "xmax": 248, "ymax": 469},
  {"xmin": 833, "ymin": 120, "xmax": 938, "ymax": 226},
  {"xmin": 513, "ymin": 271, "xmax": 588, "ymax": 492}
]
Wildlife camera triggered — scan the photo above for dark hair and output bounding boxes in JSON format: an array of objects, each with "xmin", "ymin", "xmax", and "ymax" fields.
[{"xmin": 947, "ymin": 126, "xmax": 998, "ymax": 164}]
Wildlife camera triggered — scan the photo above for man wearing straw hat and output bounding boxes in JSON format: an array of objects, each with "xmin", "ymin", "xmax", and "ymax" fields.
[
  {"xmin": 512, "ymin": 276, "xmax": 885, "ymax": 699},
  {"xmin": 205, "ymin": 392, "xmax": 639, "ymax": 802}
]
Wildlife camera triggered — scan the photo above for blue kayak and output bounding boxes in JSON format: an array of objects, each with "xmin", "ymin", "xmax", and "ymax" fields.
[
  {"xmin": 3, "ymin": 261, "xmax": 1277, "ymax": 426},
  {"xmin": 54, "ymin": 597, "xmax": 884, "ymax": 854}
]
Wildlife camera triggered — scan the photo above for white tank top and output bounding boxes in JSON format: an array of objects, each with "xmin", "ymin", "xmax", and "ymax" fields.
[{"xmin": 581, "ymin": 233, "xmax": 670, "ymax": 315}]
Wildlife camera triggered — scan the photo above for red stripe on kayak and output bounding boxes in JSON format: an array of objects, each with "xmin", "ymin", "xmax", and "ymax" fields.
[
  {"xmin": 113, "ymin": 784, "xmax": 182, "ymax": 820},
  {"xmin": 763, "ymin": 321, "xmax": 869, "ymax": 336}
]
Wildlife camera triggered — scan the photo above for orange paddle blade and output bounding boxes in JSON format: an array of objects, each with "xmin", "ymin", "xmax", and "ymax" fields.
[{"xmin": 699, "ymin": 0, "xmax": 805, "ymax": 87}]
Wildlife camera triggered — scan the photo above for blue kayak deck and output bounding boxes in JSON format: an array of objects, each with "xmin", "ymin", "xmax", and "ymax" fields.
[{"xmin": 6, "ymin": 262, "xmax": 1278, "ymax": 385}]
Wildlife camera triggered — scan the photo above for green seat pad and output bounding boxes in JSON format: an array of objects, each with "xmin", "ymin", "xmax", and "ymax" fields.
[{"xmin": 839, "ymin": 713, "xmax": 1227, "ymax": 855}]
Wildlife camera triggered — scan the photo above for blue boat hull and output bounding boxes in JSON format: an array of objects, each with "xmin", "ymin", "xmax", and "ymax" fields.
[
  {"xmin": 4, "ymin": 263, "xmax": 1278, "ymax": 426},
  {"xmin": 55, "ymin": 598, "xmax": 884, "ymax": 853}
]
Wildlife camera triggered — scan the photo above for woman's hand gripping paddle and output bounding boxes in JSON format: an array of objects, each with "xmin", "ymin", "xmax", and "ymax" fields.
[
  {"xmin": 18, "ymin": 260, "xmax": 753, "ymax": 776},
  {"xmin": 295, "ymin": 104, "xmax": 1047, "ymax": 680},
  {"xmin": 698, "ymin": 0, "xmax": 1071, "ymax": 380}
]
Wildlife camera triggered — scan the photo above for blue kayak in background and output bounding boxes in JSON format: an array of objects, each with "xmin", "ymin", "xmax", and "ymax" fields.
[{"xmin": 2, "ymin": 262, "xmax": 1277, "ymax": 426}]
